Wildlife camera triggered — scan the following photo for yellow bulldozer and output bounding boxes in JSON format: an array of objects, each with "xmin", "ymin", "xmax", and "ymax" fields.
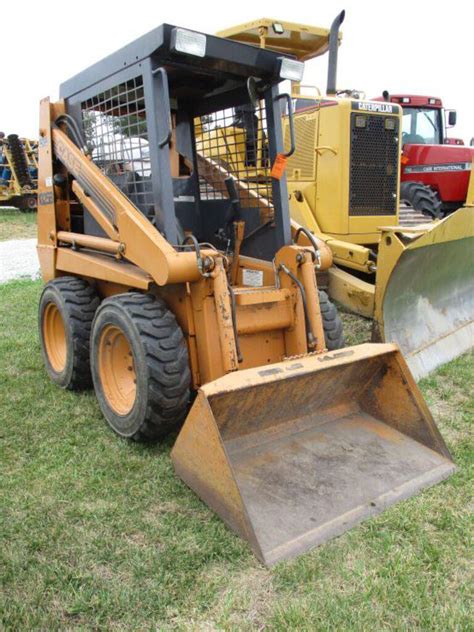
[
  {"xmin": 0, "ymin": 133, "xmax": 38, "ymax": 210},
  {"xmin": 214, "ymin": 14, "xmax": 474, "ymax": 380},
  {"xmin": 37, "ymin": 24, "xmax": 455, "ymax": 566}
]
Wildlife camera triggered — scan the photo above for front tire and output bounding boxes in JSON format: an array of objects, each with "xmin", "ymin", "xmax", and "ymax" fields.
[
  {"xmin": 39, "ymin": 276, "xmax": 100, "ymax": 389},
  {"xmin": 90, "ymin": 293, "xmax": 191, "ymax": 442},
  {"xmin": 400, "ymin": 181, "xmax": 442, "ymax": 219}
]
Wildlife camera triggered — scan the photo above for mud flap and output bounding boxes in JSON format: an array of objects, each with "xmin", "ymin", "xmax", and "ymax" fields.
[
  {"xmin": 171, "ymin": 344, "xmax": 455, "ymax": 566},
  {"xmin": 378, "ymin": 208, "xmax": 474, "ymax": 380}
]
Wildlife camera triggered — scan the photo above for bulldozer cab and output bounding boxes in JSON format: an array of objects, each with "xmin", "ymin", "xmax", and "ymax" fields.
[{"xmin": 60, "ymin": 25, "xmax": 296, "ymax": 261}]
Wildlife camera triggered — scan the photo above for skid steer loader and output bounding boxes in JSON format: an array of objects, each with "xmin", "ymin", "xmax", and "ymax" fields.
[
  {"xmin": 37, "ymin": 24, "xmax": 455, "ymax": 566},
  {"xmin": 216, "ymin": 15, "xmax": 474, "ymax": 380}
]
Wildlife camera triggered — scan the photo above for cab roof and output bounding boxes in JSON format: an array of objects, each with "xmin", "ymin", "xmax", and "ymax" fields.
[{"xmin": 217, "ymin": 18, "xmax": 342, "ymax": 62}]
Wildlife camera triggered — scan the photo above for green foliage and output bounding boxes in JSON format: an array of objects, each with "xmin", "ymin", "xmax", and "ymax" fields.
[{"xmin": 0, "ymin": 208, "xmax": 36, "ymax": 241}]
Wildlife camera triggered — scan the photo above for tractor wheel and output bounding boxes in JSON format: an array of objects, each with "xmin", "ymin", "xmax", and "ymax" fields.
[
  {"xmin": 319, "ymin": 290, "xmax": 345, "ymax": 351},
  {"xmin": 400, "ymin": 181, "xmax": 442, "ymax": 219},
  {"xmin": 90, "ymin": 293, "xmax": 191, "ymax": 442},
  {"xmin": 18, "ymin": 195, "xmax": 37, "ymax": 212},
  {"xmin": 39, "ymin": 277, "xmax": 100, "ymax": 389}
]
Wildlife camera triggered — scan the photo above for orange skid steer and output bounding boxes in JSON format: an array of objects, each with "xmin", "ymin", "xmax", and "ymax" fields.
[{"xmin": 37, "ymin": 24, "xmax": 455, "ymax": 566}]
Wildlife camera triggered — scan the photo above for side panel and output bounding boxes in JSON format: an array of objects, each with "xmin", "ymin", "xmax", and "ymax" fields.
[
  {"xmin": 313, "ymin": 101, "xmax": 349, "ymax": 235},
  {"xmin": 401, "ymin": 144, "xmax": 474, "ymax": 203}
]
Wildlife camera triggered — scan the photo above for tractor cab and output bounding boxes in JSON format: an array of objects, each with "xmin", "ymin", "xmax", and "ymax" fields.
[{"xmin": 375, "ymin": 94, "xmax": 456, "ymax": 146}]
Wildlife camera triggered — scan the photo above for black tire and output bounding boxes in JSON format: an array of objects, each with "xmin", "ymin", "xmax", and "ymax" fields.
[
  {"xmin": 90, "ymin": 293, "xmax": 191, "ymax": 442},
  {"xmin": 319, "ymin": 290, "xmax": 345, "ymax": 350},
  {"xmin": 19, "ymin": 195, "xmax": 37, "ymax": 212},
  {"xmin": 39, "ymin": 276, "xmax": 100, "ymax": 390},
  {"xmin": 400, "ymin": 181, "xmax": 442, "ymax": 219}
]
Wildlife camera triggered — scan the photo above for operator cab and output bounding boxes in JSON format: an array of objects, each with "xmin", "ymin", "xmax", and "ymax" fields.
[{"xmin": 378, "ymin": 94, "xmax": 457, "ymax": 146}]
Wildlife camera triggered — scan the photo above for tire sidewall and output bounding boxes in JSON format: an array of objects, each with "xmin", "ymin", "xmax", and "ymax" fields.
[
  {"xmin": 90, "ymin": 301, "xmax": 149, "ymax": 438},
  {"xmin": 39, "ymin": 284, "xmax": 75, "ymax": 388}
]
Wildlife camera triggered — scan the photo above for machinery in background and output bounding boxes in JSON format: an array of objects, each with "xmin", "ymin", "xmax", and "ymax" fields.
[
  {"xmin": 37, "ymin": 23, "xmax": 455, "ymax": 566},
  {"xmin": 216, "ymin": 14, "xmax": 474, "ymax": 380},
  {"xmin": 0, "ymin": 133, "xmax": 38, "ymax": 210},
  {"xmin": 375, "ymin": 92, "xmax": 474, "ymax": 218}
]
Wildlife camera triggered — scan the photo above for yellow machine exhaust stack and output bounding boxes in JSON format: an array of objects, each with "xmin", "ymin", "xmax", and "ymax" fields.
[{"xmin": 172, "ymin": 344, "xmax": 455, "ymax": 566}]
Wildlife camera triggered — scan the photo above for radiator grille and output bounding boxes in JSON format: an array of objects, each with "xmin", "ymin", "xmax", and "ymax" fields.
[
  {"xmin": 349, "ymin": 114, "xmax": 399, "ymax": 216},
  {"xmin": 285, "ymin": 114, "xmax": 317, "ymax": 179}
]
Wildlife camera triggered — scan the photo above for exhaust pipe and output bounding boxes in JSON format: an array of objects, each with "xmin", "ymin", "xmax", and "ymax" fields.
[{"xmin": 326, "ymin": 10, "xmax": 345, "ymax": 95}]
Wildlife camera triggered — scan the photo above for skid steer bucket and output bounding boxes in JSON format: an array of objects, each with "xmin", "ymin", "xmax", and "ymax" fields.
[
  {"xmin": 376, "ymin": 208, "xmax": 474, "ymax": 381},
  {"xmin": 172, "ymin": 344, "xmax": 455, "ymax": 566}
]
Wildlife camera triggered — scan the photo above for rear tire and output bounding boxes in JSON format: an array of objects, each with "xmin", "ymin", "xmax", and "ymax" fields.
[
  {"xmin": 39, "ymin": 276, "xmax": 100, "ymax": 389},
  {"xmin": 400, "ymin": 181, "xmax": 442, "ymax": 219},
  {"xmin": 90, "ymin": 293, "xmax": 191, "ymax": 442},
  {"xmin": 319, "ymin": 290, "xmax": 345, "ymax": 350}
]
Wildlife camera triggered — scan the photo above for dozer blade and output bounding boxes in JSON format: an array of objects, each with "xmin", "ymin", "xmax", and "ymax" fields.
[
  {"xmin": 377, "ymin": 208, "xmax": 474, "ymax": 381},
  {"xmin": 171, "ymin": 344, "xmax": 455, "ymax": 566}
]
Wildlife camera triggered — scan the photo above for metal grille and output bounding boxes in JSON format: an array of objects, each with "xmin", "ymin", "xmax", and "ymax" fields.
[
  {"xmin": 285, "ymin": 114, "xmax": 317, "ymax": 180},
  {"xmin": 81, "ymin": 76, "xmax": 153, "ymax": 216},
  {"xmin": 349, "ymin": 113, "xmax": 399, "ymax": 216},
  {"xmin": 194, "ymin": 101, "xmax": 271, "ymax": 205}
]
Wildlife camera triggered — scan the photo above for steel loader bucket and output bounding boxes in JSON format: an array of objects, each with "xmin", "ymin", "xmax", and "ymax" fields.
[
  {"xmin": 376, "ymin": 208, "xmax": 474, "ymax": 380},
  {"xmin": 172, "ymin": 343, "xmax": 455, "ymax": 566}
]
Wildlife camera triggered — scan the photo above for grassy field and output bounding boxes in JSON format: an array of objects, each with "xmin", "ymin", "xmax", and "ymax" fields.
[
  {"xmin": 0, "ymin": 208, "xmax": 37, "ymax": 241},
  {"xmin": 1, "ymin": 280, "xmax": 472, "ymax": 630}
]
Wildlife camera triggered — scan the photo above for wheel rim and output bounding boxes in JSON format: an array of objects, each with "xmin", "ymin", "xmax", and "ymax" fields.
[
  {"xmin": 43, "ymin": 302, "xmax": 67, "ymax": 373},
  {"xmin": 98, "ymin": 324, "xmax": 136, "ymax": 415}
]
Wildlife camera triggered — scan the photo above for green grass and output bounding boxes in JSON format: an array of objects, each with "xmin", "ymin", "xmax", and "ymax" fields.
[
  {"xmin": 1, "ymin": 280, "xmax": 472, "ymax": 630},
  {"xmin": 0, "ymin": 208, "xmax": 37, "ymax": 241}
]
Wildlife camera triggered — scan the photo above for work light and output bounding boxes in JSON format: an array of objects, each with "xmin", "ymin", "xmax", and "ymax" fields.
[
  {"xmin": 278, "ymin": 57, "xmax": 305, "ymax": 82},
  {"xmin": 171, "ymin": 28, "xmax": 207, "ymax": 58}
]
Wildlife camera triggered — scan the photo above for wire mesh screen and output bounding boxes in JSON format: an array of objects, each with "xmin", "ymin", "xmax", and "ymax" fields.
[
  {"xmin": 80, "ymin": 76, "xmax": 154, "ymax": 216},
  {"xmin": 194, "ymin": 101, "xmax": 272, "ymax": 206}
]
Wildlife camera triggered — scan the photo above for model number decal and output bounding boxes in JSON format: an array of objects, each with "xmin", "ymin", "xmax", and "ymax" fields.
[{"xmin": 38, "ymin": 192, "xmax": 54, "ymax": 205}]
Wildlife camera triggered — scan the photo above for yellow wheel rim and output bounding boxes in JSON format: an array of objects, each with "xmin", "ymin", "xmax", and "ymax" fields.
[
  {"xmin": 98, "ymin": 324, "xmax": 136, "ymax": 415},
  {"xmin": 43, "ymin": 302, "xmax": 67, "ymax": 373}
]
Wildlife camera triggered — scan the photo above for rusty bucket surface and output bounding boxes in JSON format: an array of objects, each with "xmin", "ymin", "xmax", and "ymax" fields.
[{"xmin": 171, "ymin": 344, "xmax": 455, "ymax": 566}]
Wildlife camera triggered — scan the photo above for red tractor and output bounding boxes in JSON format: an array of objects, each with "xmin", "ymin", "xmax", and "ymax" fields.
[{"xmin": 377, "ymin": 92, "xmax": 474, "ymax": 217}]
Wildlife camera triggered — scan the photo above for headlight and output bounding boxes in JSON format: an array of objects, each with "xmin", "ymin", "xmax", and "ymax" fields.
[
  {"xmin": 355, "ymin": 115, "xmax": 367, "ymax": 128},
  {"xmin": 385, "ymin": 118, "xmax": 396, "ymax": 131},
  {"xmin": 171, "ymin": 28, "xmax": 206, "ymax": 58},
  {"xmin": 279, "ymin": 57, "xmax": 304, "ymax": 82}
]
